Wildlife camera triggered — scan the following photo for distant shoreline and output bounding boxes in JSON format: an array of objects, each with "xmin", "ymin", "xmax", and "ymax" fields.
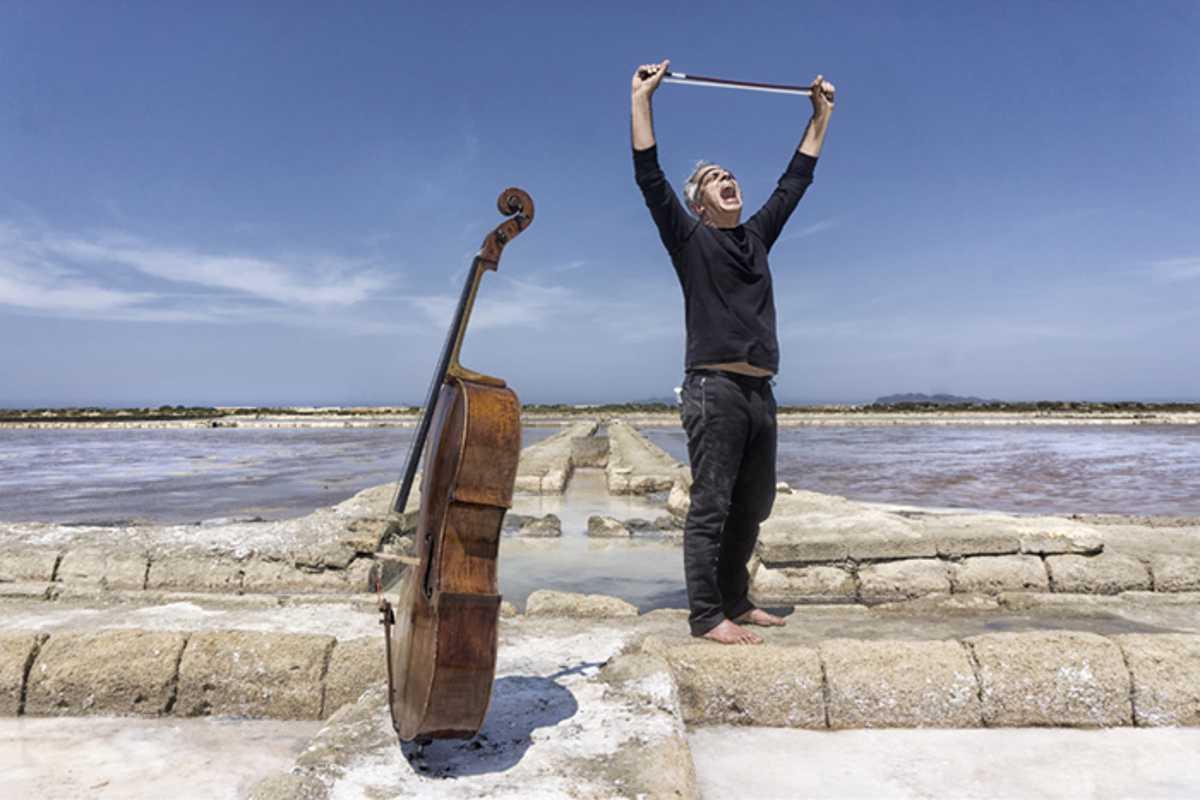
[{"xmin": 2, "ymin": 404, "xmax": 1200, "ymax": 429}]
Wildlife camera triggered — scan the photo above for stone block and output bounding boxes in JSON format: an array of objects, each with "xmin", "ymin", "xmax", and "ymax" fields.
[
  {"xmin": 600, "ymin": 653, "xmax": 699, "ymax": 800},
  {"xmin": 757, "ymin": 522, "xmax": 849, "ymax": 564},
  {"xmin": 858, "ymin": 559, "xmax": 950, "ymax": 603},
  {"xmin": 820, "ymin": 639, "xmax": 981, "ymax": 728},
  {"xmin": 587, "ymin": 515, "xmax": 631, "ymax": 538},
  {"xmin": 540, "ymin": 468, "xmax": 570, "ymax": 493},
  {"xmin": 663, "ymin": 644, "xmax": 824, "ymax": 727},
  {"xmin": 513, "ymin": 475, "xmax": 543, "ymax": 493},
  {"xmin": 1046, "ymin": 552, "xmax": 1151, "ymax": 594},
  {"xmin": 749, "ymin": 563, "xmax": 857, "ymax": 605},
  {"xmin": 950, "ymin": 555, "xmax": 1049, "ymax": 595},
  {"xmin": 0, "ymin": 582, "xmax": 54, "ymax": 600},
  {"xmin": 516, "ymin": 513, "xmax": 562, "ymax": 538},
  {"xmin": 56, "ymin": 546, "xmax": 148, "ymax": 590},
  {"xmin": 25, "ymin": 630, "xmax": 187, "ymax": 716},
  {"xmin": 1016, "ymin": 518, "xmax": 1103, "ymax": 555},
  {"xmin": 525, "ymin": 590, "xmax": 638, "ymax": 618},
  {"xmin": 1149, "ymin": 554, "xmax": 1200, "ymax": 593},
  {"xmin": 845, "ymin": 517, "xmax": 937, "ymax": 562},
  {"xmin": 323, "ymin": 636, "xmax": 388, "ymax": 717},
  {"xmin": 146, "ymin": 555, "xmax": 243, "ymax": 593},
  {"xmin": 0, "ymin": 548, "xmax": 61, "ymax": 582},
  {"xmin": 758, "ymin": 509, "xmax": 926, "ymax": 564},
  {"xmin": 1113, "ymin": 634, "xmax": 1200, "ymax": 726},
  {"xmin": 966, "ymin": 632, "xmax": 1131, "ymax": 727},
  {"xmin": 920, "ymin": 515, "xmax": 1022, "ymax": 558},
  {"xmin": 175, "ymin": 631, "xmax": 335, "ymax": 719},
  {"xmin": 294, "ymin": 543, "xmax": 357, "ymax": 571},
  {"xmin": 240, "ymin": 558, "xmax": 386, "ymax": 594},
  {"xmin": 0, "ymin": 632, "xmax": 46, "ymax": 715}
]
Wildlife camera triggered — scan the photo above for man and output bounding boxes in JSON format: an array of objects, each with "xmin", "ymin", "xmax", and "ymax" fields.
[{"xmin": 631, "ymin": 59, "xmax": 834, "ymax": 644}]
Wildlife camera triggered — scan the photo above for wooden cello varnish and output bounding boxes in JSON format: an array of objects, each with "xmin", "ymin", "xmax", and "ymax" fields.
[{"xmin": 380, "ymin": 188, "xmax": 533, "ymax": 742}]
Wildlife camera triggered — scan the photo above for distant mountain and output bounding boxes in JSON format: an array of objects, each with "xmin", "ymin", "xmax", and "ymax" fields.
[{"xmin": 873, "ymin": 393, "xmax": 999, "ymax": 406}]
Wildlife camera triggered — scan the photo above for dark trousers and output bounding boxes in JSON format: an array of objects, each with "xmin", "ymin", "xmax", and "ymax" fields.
[{"xmin": 680, "ymin": 369, "xmax": 778, "ymax": 636}]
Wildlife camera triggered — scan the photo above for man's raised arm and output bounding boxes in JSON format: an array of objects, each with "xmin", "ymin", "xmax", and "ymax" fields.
[
  {"xmin": 747, "ymin": 74, "xmax": 836, "ymax": 250},
  {"xmin": 631, "ymin": 59, "xmax": 668, "ymax": 150},
  {"xmin": 631, "ymin": 59, "xmax": 695, "ymax": 256}
]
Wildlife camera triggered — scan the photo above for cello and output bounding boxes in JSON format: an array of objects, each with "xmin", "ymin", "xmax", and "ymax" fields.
[{"xmin": 379, "ymin": 187, "xmax": 533, "ymax": 742}]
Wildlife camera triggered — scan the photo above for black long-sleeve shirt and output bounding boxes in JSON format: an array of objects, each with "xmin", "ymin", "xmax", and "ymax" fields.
[{"xmin": 634, "ymin": 144, "xmax": 816, "ymax": 374}]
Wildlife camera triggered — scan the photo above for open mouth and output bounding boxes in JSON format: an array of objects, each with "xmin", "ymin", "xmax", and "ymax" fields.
[{"xmin": 720, "ymin": 185, "xmax": 737, "ymax": 201}]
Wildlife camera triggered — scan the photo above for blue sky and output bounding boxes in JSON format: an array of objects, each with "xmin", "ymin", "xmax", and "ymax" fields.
[{"xmin": 1, "ymin": 1, "xmax": 1197, "ymax": 406}]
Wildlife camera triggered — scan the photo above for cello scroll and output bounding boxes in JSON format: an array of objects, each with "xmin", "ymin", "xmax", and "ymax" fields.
[{"xmin": 478, "ymin": 188, "xmax": 534, "ymax": 267}]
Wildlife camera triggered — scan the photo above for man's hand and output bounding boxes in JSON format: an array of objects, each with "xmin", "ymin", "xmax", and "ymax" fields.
[
  {"xmin": 631, "ymin": 59, "xmax": 669, "ymax": 150},
  {"xmin": 798, "ymin": 74, "xmax": 834, "ymax": 158},
  {"xmin": 809, "ymin": 74, "xmax": 835, "ymax": 119},
  {"xmin": 632, "ymin": 60, "xmax": 670, "ymax": 101}
]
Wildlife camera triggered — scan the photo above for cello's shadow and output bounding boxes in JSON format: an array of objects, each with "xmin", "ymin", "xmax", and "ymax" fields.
[{"xmin": 401, "ymin": 666, "xmax": 592, "ymax": 778}]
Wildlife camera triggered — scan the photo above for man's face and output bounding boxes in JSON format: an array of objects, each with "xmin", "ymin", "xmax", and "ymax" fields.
[{"xmin": 694, "ymin": 164, "xmax": 742, "ymax": 220}]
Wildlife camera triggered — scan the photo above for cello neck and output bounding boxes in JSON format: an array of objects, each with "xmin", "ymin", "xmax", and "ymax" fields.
[
  {"xmin": 445, "ymin": 259, "xmax": 506, "ymax": 387},
  {"xmin": 391, "ymin": 188, "xmax": 534, "ymax": 516},
  {"xmin": 390, "ymin": 256, "xmax": 486, "ymax": 515}
]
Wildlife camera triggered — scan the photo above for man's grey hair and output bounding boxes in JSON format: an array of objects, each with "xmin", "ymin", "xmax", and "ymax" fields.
[{"xmin": 683, "ymin": 160, "xmax": 717, "ymax": 216}]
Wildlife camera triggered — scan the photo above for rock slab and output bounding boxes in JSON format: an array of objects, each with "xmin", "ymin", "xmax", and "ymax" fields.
[
  {"xmin": 0, "ymin": 548, "xmax": 60, "ymax": 582},
  {"xmin": 1046, "ymin": 552, "xmax": 1152, "ymax": 594},
  {"xmin": 323, "ymin": 636, "xmax": 388, "ymax": 717},
  {"xmin": 950, "ymin": 555, "xmax": 1049, "ymax": 595},
  {"xmin": 0, "ymin": 632, "xmax": 46, "ymax": 715},
  {"xmin": 1149, "ymin": 554, "xmax": 1200, "ymax": 593},
  {"xmin": 25, "ymin": 630, "xmax": 186, "ymax": 716},
  {"xmin": 858, "ymin": 559, "xmax": 950, "ymax": 603},
  {"xmin": 749, "ymin": 563, "xmax": 857, "ymax": 605},
  {"xmin": 516, "ymin": 513, "xmax": 563, "ymax": 538},
  {"xmin": 176, "ymin": 631, "xmax": 335, "ymax": 719},
  {"xmin": 525, "ymin": 589, "xmax": 638, "ymax": 618},
  {"xmin": 820, "ymin": 639, "xmax": 981, "ymax": 728},
  {"xmin": 587, "ymin": 515, "xmax": 632, "ymax": 538},
  {"xmin": 662, "ymin": 643, "xmax": 825, "ymax": 728},
  {"xmin": 967, "ymin": 631, "xmax": 1131, "ymax": 727},
  {"xmin": 1114, "ymin": 634, "xmax": 1200, "ymax": 726},
  {"xmin": 56, "ymin": 546, "xmax": 148, "ymax": 590}
]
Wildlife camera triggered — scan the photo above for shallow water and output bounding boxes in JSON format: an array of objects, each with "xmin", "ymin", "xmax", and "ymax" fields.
[
  {"xmin": 4, "ymin": 423, "xmax": 1198, "ymax": 524},
  {"xmin": 0, "ymin": 426, "xmax": 556, "ymax": 524},
  {"xmin": 643, "ymin": 424, "xmax": 1200, "ymax": 516},
  {"xmin": 502, "ymin": 468, "xmax": 686, "ymax": 611}
]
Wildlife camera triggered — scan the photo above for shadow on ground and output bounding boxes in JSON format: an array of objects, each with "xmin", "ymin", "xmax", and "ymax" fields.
[{"xmin": 400, "ymin": 671, "xmax": 583, "ymax": 778}]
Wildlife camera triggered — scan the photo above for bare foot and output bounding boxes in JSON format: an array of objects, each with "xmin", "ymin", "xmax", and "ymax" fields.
[
  {"xmin": 701, "ymin": 619, "xmax": 763, "ymax": 645},
  {"xmin": 734, "ymin": 608, "xmax": 787, "ymax": 627}
]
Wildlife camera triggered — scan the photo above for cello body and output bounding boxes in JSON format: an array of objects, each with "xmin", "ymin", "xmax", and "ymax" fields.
[
  {"xmin": 388, "ymin": 378, "xmax": 520, "ymax": 739},
  {"xmin": 381, "ymin": 188, "xmax": 533, "ymax": 742}
]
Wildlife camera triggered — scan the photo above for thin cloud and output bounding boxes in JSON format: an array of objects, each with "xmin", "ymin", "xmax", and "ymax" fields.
[
  {"xmin": 552, "ymin": 259, "xmax": 588, "ymax": 273},
  {"xmin": 410, "ymin": 276, "xmax": 576, "ymax": 331},
  {"xmin": 0, "ymin": 260, "xmax": 156, "ymax": 313},
  {"xmin": 1150, "ymin": 257, "xmax": 1200, "ymax": 282},
  {"xmin": 44, "ymin": 236, "xmax": 389, "ymax": 307},
  {"xmin": 777, "ymin": 218, "xmax": 836, "ymax": 244},
  {"xmin": 0, "ymin": 221, "xmax": 397, "ymax": 329}
]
